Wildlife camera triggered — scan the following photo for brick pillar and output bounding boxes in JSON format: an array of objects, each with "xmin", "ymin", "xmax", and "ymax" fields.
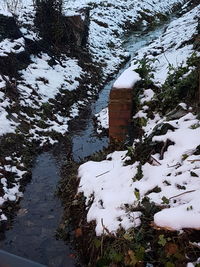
[{"xmin": 109, "ymin": 87, "xmax": 133, "ymax": 142}]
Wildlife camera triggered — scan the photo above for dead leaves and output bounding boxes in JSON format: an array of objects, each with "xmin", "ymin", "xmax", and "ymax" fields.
[{"xmin": 74, "ymin": 227, "xmax": 83, "ymax": 238}]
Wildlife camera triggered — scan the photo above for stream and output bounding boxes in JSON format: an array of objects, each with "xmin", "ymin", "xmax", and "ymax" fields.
[{"xmin": 0, "ymin": 21, "xmax": 170, "ymax": 266}]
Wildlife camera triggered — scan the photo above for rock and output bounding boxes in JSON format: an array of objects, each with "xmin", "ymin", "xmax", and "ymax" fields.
[
  {"xmin": 35, "ymin": 2, "xmax": 90, "ymax": 48},
  {"xmin": 149, "ymin": 123, "xmax": 177, "ymax": 139},
  {"xmin": 64, "ymin": 8, "xmax": 90, "ymax": 47},
  {"xmin": 166, "ymin": 104, "xmax": 188, "ymax": 121},
  {"xmin": 194, "ymin": 145, "xmax": 200, "ymax": 155}
]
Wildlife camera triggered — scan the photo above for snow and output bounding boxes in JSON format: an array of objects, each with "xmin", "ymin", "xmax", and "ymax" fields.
[
  {"xmin": 0, "ymin": 106, "xmax": 19, "ymax": 136},
  {"xmin": 131, "ymin": 5, "xmax": 200, "ymax": 85},
  {"xmin": 64, "ymin": 0, "xmax": 187, "ymax": 79},
  {"xmin": 0, "ymin": 2, "xmax": 12, "ymax": 16},
  {"xmin": 20, "ymin": 53, "xmax": 84, "ymax": 103},
  {"xmin": 140, "ymin": 89, "xmax": 155, "ymax": 104},
  {"xmin": 113, "ymin": 67, "xmax": 141, "ymax": 89},
  {"xmin": 80, "ymin": 109, "xmax": 200, "ymax": 233},
  {"xmin": 0, "ymin": 0, "xmax": 199, "ymax": 235},
  {"xmin": 0, "ymin": 38, "xmax": 25, "ymax": 56},
  {"xmin": 1, "ymin": 0, "xmax": 33, "ymax": 16},
  {"xmin": 80, "ymin": 104, "xmax": 200, "ymax": 234},
  {"xmin": 78, "ymin": 4, "xmax": 200, "ymax": 234},
  {"xmin": 78, "ymin": 151, "xmax": 141, "ymax": 235},
  {"xmin": 95, "ymin": 107, "xmax": 109, "ymax": 134},
  {"xmin": 154, "ymin": 202, "xmax": 200, "ymax": 230}
]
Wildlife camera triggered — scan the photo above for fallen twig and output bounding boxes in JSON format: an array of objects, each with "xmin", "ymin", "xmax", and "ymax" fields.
[
  {"xmin": 96, "ymin": 170, "xmax": 110, "ymax": 178},
  {"xmin": 150, "ymin": 155, "xmax": 161, "ymax": 166},
  {"xmin": 101, "ymin": 218, "xmax": 112, "ymax": 236},
  {"xmin": 169, "ymin": 190, "xmax": 196, "ymax": 200},
  {"xmin": 160, "ymin": 140, "xmax": 168, "ymax": 160},
  {"xmin": 167, "ymin": 163, "xmax": 181, "ymax": 168}
]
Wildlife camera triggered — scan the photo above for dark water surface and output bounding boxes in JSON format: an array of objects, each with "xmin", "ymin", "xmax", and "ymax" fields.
[
  {"xmin": 0, "ymin": 151, "xmax": 76, "ymax": 266},
  {"xmin": 0, "ymin": 21, "xmax": 171, "ymax": 266}
]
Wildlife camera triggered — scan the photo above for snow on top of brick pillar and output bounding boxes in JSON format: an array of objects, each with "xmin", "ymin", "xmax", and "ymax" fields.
[{"xmin": 113, "ymin": 66, "xmax": 141, "ymax": 89}]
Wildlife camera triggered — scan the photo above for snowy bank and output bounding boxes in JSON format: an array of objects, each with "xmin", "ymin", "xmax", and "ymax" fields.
[{"xmin": 78, "ymin": 4, "xmax": 200, "ymax": 235}]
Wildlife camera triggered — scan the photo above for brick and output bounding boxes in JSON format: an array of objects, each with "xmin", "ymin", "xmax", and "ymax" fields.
[
  {"xmin": 110, "ymin": 89, "xmax": 133, "ymax": 100},
  {"xmin": 109, "ymin": 102, "xmax": 133, "ymax": 111},
  {"xmin": 109, "ymin": 118, "xmax": 131, "ymax": 127},
  {"xmin": 109, "ymin": 110, "xmax": 132, "ymax": 119},
  {"xmin": 109, "ymin": 129, "xmax": 127, "ymax": 137},
  {"xmin": 109, "ymin": 132, "xmax": 127, "ymax": 142},
  {"xmin": 109, "ymin": 85, "xmax": 136, "ymax": 142},
  {"xmin": 109, "ymin": 131, "xmax": 125, "ymax": 138}
]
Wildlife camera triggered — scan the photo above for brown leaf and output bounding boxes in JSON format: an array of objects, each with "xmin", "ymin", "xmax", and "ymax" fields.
[
  {"xmin": 74, "ymin": 228, "xmax": 82, "ymax": 238},
  {"xmin": 165, "ymin": 243, "xmax": 178, "ymax": 256},
  {"xmin": 151, "ymin": 222, "xmax": 175, "ymax": 231},
  {"xmin": 124, "ymin": 250, "xmax": 137, "ymax": 266}
]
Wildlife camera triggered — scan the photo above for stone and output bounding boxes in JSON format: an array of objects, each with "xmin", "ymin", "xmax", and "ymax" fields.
[
  {"xmin": 148, "ymin": 123, "xmax": 177, "ymax": 140},
  {"xmin": 64, "ymin": 8, "xmax": 90, "ymax": 47},
  {"xmin": 194, "ymin": 145, "xmax": 200, "ymax": 155},
  {"xmin": 166, "ymin": 104, "xmax": 188, "ymax": 121}
]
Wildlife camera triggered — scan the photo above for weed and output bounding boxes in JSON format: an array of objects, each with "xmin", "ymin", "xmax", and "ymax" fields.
[
  {"xmin": 133, "ymin": 164, "xmax": 143, "ymax": 181},
  {"xmin": 37, "ymin": 119, "xmax": 48, "ymax": 129},
  {"xmin": 182, "ymin": 154, "xmax": 189, "ymax": 160},
  {"xmin": 134, "ymin": 57, "xmax": 156, "ymax": 88},
  {"xmin": 190, "ymin": 123, "xmax": 200, "ymax": 129},
  {"xmin": 162, "ymin": 196, "xmax": 170, "ymax": 205},
  {"xmin": 157, "ymin": 54, "xmax": 200, "ymax": 113}
]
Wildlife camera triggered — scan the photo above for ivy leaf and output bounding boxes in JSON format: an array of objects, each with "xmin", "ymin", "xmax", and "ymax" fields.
[
  {"xmin": 123, "ymin": 232, "xmax": 134, "ymax": 241},
  {"xmin": 162, "ymin": 196, "xmax": 170, "ymax": 204},
  {"xmin": 166, "ymin": 262, "xmax": 175, "ymax": 267},
  {"xmin": 109, "ymin": 249, "xmax": 123, "ymax": 263},
  {"xmin": 135, "ymin": 245, "xmax": 145, "ymax": 261},
  {"xmin": 126, "ymin": 146, "xmax": 134, "ymax": 157},
  {"xmin": 158, "ymin": 234, "xmax": 167, "ymax": 247},
  {"xmin": 93, "ymin": 238, "xmax": 101, "ymax": 249}
]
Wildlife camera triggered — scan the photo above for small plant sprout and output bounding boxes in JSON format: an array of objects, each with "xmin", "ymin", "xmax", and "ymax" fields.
[
  {"xmin": 162, "ymin": 196, "xmax": 170, "ymax": 204},
  {"xmin": 134, "ymin": 188, "xmax": 140, "ymax": 201}
]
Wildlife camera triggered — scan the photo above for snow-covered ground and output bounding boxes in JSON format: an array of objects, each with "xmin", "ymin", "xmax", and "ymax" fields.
[
  {"xmin": 65, "ymin": 0, "xmax": 187, "ymax": 79},
  {"xmin": 78, "ymin": 3, "xmax": 200, "ymax": 242},
  {"xmin": 0, "ymin": 0, "xmax": 197, "ymax": 230},
  {"xmin": 131, "ymin": 4, "xmax": 200, "ymax": 85},
  {"xmin": 96, "ymin": 4, "xmax": 200, "ymax": 132}
]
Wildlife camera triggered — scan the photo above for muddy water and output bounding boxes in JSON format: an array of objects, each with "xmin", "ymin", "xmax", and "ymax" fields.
[{"xmin": 0, "ymin": 21, "xmax": 170, "ymax": 266}]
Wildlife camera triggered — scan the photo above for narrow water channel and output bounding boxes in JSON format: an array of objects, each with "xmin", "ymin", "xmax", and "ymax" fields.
[
  {"xmin": 72, "ymin": 22, "xmax": 167, "ymax": 161},
  {"xmin": 0, "ymin": 149, "xmax": 76, "ymax": 266},
  {"xmin": 0, "ymin": 20, "xmax": 171, "ymax": 266}
]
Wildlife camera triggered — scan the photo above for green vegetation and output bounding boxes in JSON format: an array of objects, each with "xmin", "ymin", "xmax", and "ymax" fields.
[
  {"xmin": 58, "ymin": 161, "xmax": 200, "ymax": 267},
  {"xmin": 57, "ymin": 50, "xmax": 200, "ymax": 266},
  {"xmin": 134, "ymin": 57, "xmax": 156, "ymax": 88},
  {"xmin": 34, "ymin": 0, "xmax": 65, "ymax": 47},
  {"xmin": 157, "ymin": 53, "xmax": 200, "ymax": 113}
]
